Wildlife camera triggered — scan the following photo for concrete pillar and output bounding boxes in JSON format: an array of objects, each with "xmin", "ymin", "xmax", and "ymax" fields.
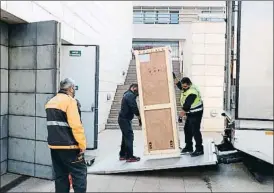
[
  {"xmin": 8, "ymin": 21, "xmax": 60, "ymax": 179},
  {"xmin": 0, "ymin": 21, "xmax": 9, "ymax": 176}
]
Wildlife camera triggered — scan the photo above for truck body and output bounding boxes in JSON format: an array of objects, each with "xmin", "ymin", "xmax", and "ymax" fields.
[{"xmin": 222, "ymin": 1, "xmax": 273, "ymax": 165}]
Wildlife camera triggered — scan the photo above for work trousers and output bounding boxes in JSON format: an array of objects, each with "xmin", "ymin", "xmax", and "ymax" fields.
[
  {"xmin": 184, "ymin": 110, "xmax": 203, "ymax": 151},
  {"xmin": 51, "ymin": 149, "xmax": 87, "ymax": 193},
  {"xmin": 118, "ymin": 117, "xmax": 134, "ymax": 158}
]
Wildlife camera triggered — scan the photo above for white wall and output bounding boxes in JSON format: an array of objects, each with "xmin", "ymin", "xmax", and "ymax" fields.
[
  {"xmin": 0, "ymin": 1, "xmax": 133, "ymax": 132},
  {"xmin": 133, "ymin": 23, "xmax": 190, "ymax": 40},
  {"xmin": 190, "ymin": 22, "xmax": 226, "ymax": 131}
]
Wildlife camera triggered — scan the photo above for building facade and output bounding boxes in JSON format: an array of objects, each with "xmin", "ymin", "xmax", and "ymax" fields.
[
  {"xmin": 132, "ymin": 1, "xmax": 226, "ymax": 132},
  {"xmin": 0, "ymin": 1, "xmax": 133, "ymax": 179}
]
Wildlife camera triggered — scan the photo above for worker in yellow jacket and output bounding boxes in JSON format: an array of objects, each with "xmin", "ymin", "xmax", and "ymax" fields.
[
  {"xmin": 45, "ymin": 78, "xmax": 87, "ymax": 193},
  {"xmin": 173, "ymin": 74, "xmax": 204, "ymax": 157}
]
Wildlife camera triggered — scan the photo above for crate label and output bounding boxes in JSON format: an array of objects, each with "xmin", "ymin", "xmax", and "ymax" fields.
[{"xmin": 139, "ymin": 54, "xmax": 150, "ymax": 63}]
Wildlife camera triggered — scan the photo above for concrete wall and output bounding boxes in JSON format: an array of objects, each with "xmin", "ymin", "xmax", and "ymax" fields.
[
  {"xmin": 0, "ymin": 21, "xmax": 9, "ymax": 176},
  {"xmin": 190, "ymin": 22, "xmax": 226, "ymax": 131},
  {"xmin": 0, "ymin": 21, "xmax": 59, "ymax": 179},
  {"xmin": 0, "ymin": 1, "xmax": 133, "ymax": 132}
]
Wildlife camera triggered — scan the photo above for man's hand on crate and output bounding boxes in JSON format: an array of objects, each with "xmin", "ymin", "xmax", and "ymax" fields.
[
  {"xmin": 137, "ymin": 116, "xmax": 142, "ymax": 127},
  {"xmin": 172, "ymin": 72, "xmax": 176, "ymax": 79},
  {"xmin": 138, "ymin": 118, "xmax": 142, "ymax": 126}
]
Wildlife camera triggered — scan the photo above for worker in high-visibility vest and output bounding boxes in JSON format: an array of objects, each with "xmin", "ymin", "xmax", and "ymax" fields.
[{"xmin": 173, "ymin": 74, "xmax": 204, "ymax": 157}]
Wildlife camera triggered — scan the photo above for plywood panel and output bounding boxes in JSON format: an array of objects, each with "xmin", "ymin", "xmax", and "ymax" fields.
[
  {"xmin": 144, "ymin": 108, "xmax": 175, "ymax": 152},
  {"xmin": 135, "ymin": 47, "xmax": 180, "ymax": 157},
  {"xmin": 139, "ymin": 51, "xmax": 170, "ymax": 106}
]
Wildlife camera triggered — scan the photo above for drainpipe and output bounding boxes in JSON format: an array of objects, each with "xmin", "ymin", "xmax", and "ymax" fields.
[{"xmin": 179, "ymin": 40, "xmax": 183, "ymax": 76}]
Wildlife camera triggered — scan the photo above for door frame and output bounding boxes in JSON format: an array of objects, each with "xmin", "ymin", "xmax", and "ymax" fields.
[{"xmin": 61, "ymin": 44, "xmax": 100, "ymax": 150}]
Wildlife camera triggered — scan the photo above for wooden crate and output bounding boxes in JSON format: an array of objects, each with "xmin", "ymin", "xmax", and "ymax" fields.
[{"xmin": 134, "ymin": 47, "xmax": 180, "ymax": 157}]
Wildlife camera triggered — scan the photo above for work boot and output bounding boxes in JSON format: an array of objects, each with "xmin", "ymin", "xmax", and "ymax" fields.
[
  {"xmin": 126, "ymin": 156, "xmax": 141, "ymax": 162},
  {"xmin": 191, "ymin": 149, "xmax": 204, "ymax": 157},
  {"xmin": 180, "ymin": 146, "xmax": 193, "ymax": 154}
]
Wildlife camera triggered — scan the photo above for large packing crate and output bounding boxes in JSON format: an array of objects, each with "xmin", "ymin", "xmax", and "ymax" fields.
[{"xmin": 134, "ymin": 47, "xmax": 180, "ymax": 158}]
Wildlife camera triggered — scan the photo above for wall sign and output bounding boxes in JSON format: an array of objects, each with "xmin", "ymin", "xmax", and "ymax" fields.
[{"xmin": 69, "ymin": 50, "xmax": 81, "ymax": 57}]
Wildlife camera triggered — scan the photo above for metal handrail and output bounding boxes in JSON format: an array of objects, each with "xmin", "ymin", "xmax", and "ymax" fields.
[
  {"xmin": 133, "ymin": 12, "xmax": 225, "ymax": 24},
  {"xmin": 133, "ymin": 13, "xmax": 198, "ymax": 18},
  {"xmin": 133, "ymin": 6, "xmax": 225, "ymax": 13},
  {"xmin": 133, "ymin": 13, "xmax": 199, "ymax": 24}
]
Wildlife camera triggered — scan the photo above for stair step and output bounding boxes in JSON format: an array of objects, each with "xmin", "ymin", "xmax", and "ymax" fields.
[
  {"xmin": 110, "ymin": 104, "xmax": 182, "ymax": 110},
  {"xmin": 107, "ymin": 118, "xmax": 140, "ymax": 124},
  {"xmin": 112, "ymin": 94, "xmax": 178, "ymax": 100},
  {"xmin": 112, "ymin": 96, "xmax": 181, "ymax": 100},
  {"xmin": 105, "ymin": 124, "xmax": 185, "ymax": 130},
  {"xmin": 105, "ymin": 124, "xmax": 142, "ymax": 130},
  {"xmin": 105, "ymin": 60, "xmax": 184, "ymax": 131},
  {"xmin": 109, "ymin": 108, "xmax": 183, "ymax": 115},
  {"xmin": 125, "ymin": 80, "xmax": 138, "ymax": 82},
  {"xmin": 113, "ymin": 93, "xmax": 181, "ymax": 97},
  {"xmin": 116, "ymin": 85, "xmax": 182, "ymax": 91},
  {"xmin": 126, "ymin": 70, "xmax": 180, "ymax": 73}
]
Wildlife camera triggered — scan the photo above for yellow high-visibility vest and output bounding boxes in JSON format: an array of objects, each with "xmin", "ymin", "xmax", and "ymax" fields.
[{"xmin": 180, "ymin": 85, "xmax": 203, "ymax": 113}]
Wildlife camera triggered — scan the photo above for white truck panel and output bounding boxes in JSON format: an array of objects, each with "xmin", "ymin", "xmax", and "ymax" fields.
[
  {"xmin": 237, "ymin": 1, "xmax": 273, "ymax": 120},
  {"xmin": 233, "ymin": 129, "xmax": 273, "ymax": 164},
  {"xmin": 238, "ymin": 120, "xmax": 273, "ymax": 130}
]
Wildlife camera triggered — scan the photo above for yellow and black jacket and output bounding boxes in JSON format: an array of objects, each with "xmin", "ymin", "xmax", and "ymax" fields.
[{"xmin": 45, "ymin": 90, "xmax": 86, "ymax": 150}]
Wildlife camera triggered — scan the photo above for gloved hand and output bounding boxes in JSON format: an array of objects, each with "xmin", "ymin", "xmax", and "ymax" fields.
[
  {"xmin": 178, "ymin": 116, "xmax": 183, "ymax": 123},
  {"xmin": 172, "ymin": 72, "xmax": 176, "ymax": 79},
  {"xmin": 138, "ymin": 118, "xmax": 142, "ymax": 126}
]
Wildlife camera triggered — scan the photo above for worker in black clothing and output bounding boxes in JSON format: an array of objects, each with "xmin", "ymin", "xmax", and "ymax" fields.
[
  {"xmin": 173, "ymin": 73, "xmax": 204, "ymax": 157},
  {"xmin": 118, "ymin": 83, "xmax": 142, "ymax": 162}
]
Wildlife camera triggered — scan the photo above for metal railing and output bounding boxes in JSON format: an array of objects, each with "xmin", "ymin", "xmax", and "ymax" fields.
[
  {"xmin": 133, "ymin": 13, "xmax": 226, "ymax": 24},
  {"xmin": 133, "ymin": 12, "xmax": 199, "ymax": 24}
]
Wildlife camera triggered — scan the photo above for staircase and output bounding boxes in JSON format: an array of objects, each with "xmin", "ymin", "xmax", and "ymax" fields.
[{"xmin": 105, "ymin": 60, "xmax": 184, "ymax": 130}]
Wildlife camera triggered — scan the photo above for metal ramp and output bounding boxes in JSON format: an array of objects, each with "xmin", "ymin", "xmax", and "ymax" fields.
[{"xmin": 88, "ymin": 139, "xmax": 218, "ymax": 174}]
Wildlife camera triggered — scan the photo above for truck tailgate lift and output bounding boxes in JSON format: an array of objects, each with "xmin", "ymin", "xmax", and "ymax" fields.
[{"xmin": 88, "ymin": 139, "xmax": 217, "ymax": 174}]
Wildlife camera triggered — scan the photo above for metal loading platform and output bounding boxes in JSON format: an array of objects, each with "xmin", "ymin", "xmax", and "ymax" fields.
[{"xmin": 88, "ymin": 139, "xmax": 218, "ymax": 174}]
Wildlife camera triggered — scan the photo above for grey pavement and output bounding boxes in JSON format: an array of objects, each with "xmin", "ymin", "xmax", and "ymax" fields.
[{"xmin": 4, "ymin": 130, "xmax": 273, "ymax": 192}]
